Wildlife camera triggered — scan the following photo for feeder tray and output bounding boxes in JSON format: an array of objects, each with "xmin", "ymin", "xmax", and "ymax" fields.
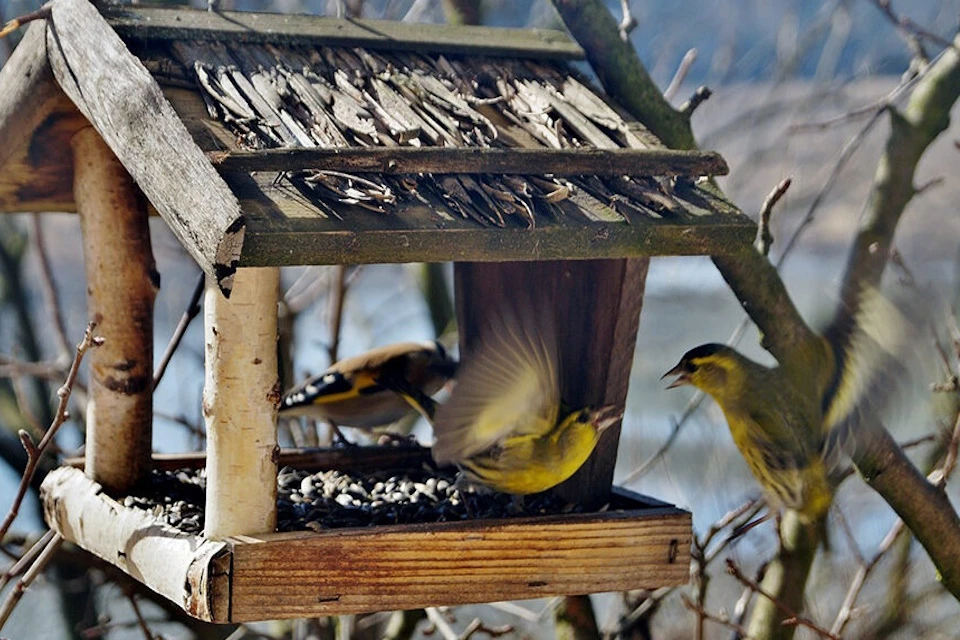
[{"xmin": 42, "ymin": 447, "xmax": 692, "ymax": 622}]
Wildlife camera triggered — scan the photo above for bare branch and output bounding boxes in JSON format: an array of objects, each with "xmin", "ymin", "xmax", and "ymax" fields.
[
  {"xmin": 617, "ymin": 0, "xmax": 637, "ymax": 42},
  {"xmin": 680, "ymin": 594, "xmax": 755, "ymax": 639},
  {"xmin": 663, "ymin": 49, "xmax": 698, "ymax": 102},
  {"xmin": 831, "ymin": 519, "xmax": 908, "ymax": 635},
  {"xmin": 0, "ymin": 6, "xmax": 51, "ymax": 39},
  {"xmin": 0, "ymin": 530, "xmax": 56, "ymax": 594},
  {"xmin": 29, "ymin": 215, "xmax": 70, "ymax": 362},
  {"xmin": 754, "ymin": 178, "xmax": 792, "ymax": 256},
  {"xmin": 868, "ymin": 0, "xmax": 956, "ymax": 51},
  {"xmin": 153, "ymin": 271, "xmax": 205, "ymax": 389},
  {"xmin": 425, "ymin": 608, "xmax": 459, "ymax": 640},
  {"xmin": 0, "ymin": 532, "xmax": 62, "ymax": 630},
  {"xmin": 0, "ymin": 322, "xmax": 101, "ymax": 543},
  {"xmin": 679, "ymin": 86, "xmax": 712, "ymax": 117},
  {"xmin": 726, "ymin": 560, "xmax": 840, "ymax": 640}
]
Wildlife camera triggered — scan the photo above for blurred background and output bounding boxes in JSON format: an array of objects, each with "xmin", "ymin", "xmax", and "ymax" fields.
[{"xmin": 0, "ymin": 0, "xmax": 958, "ymax": 637}]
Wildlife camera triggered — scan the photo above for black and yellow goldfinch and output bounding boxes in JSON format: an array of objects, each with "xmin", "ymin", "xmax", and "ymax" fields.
[
  {"xmin": 662, "ymin": 288, "xmax": 912, "ymax": 524},
  {"xmin": 280, "ymin": 341, "xmax": 457, "ymax": 429},
  {"xmin": 432, "ymin": 308, "xmax": 620, "ymax": 495}
]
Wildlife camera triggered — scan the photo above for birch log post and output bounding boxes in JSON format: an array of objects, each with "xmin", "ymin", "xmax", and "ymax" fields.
[
  {"xmin": 203, "ymin": 268, "xmax": 281, "ymax": 538},
  {"xmin": 73, "ymin": 127, "xmax": 157, "ymax": 495}
]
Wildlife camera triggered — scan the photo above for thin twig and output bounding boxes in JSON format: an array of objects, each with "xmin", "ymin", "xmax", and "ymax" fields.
[
  {"xmin": 617, "ymin": 0, "xmax": 637, "ymax": 41},
  {"xmin": 726, "ymin": 560, "xmax": 840, "ymax": 640},
  {"xmin": 425, "ymin": 608, "xmax": 458, "ymax": 640},
  {"xmin": 935, "ymin": 409, "xmax": 960, "ymax": 488},
  {"xmin": 124, "ymin": 589, "xmax": 154, "ymax": 640},
  {"xmin": 831, "ymin": 519, "xmax": 907, "ymax": 635},
  {"xmin": 680, "ymin": 594, "xmax": 755, "ymax": 639},
  {"xmin": 0, "ymin": 529, "xmax": 56, "ymax": 594},
  {"xmin": 322, "ymin": 265, "xmax": 350, "ymax": 444},
  {"xmin": 0, "ymin": 532, "xmax": 63, "ymax": 630},
  {"xmin": 326, "ymin": 265, "xmax": 348, "ymax": 366},
  {"xmin": 9, "ymin": 369, "xmax": 44, "ymax": 439},
  {"xmin": 868, "ymin": 0, "xmax": 956, "ymax": 51},
  {"xmin": 0, "ymin": 322, "xmax": 101, "ymax": 543},
  {"xmin": 703, "ymin": 500, "xmax": 767, "ymax": 563},
  {"xmin": 833, "ymin": 506, "xmax": 866, "ymax": 566},
  {"xmin": 154, "ymin": 271, "xmax": 205, "ymax": 389},
  {"xmin": 679, "ymin": 86, "xmax": 712, "ymax": 117},
  {"xmin": 30, "ymin": 215, "xmax": 70, "ymax": 362},
  {"xmin": 0, "ymin": 6, "xmax": 51, "ymax": 39},
  {"xmin": 0, "ymin": 355, "xmax": 66, "ymax": 380},
  {"xmin": 664, "ymin": 48, "xmax": 698, "ymax": 102},
  {"xmin": 754, "ymin": 178, "xmax": 792, "ymax": 256}
]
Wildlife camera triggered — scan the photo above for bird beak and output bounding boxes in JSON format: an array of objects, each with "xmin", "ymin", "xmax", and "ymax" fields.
[
  {"xmin": 661, "ymin": 363, "xmax": 690, "ymax": 389},
  {"xmin": 594, "ymin": 405, "xmax": 623, "ymax": 433}
]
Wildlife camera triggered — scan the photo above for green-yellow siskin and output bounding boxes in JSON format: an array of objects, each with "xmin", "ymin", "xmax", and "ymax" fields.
[
  {"xmin": 432, "ymin": 308, "xmax": 620, "ymax": 495},
  {"xmin": 662, "ymin": 343, "xmax": 834, "ymax": 522},
  {"xmin": 280, "ymin": 341, "xmax": 457, "ymax": 429},
  {"xmin": 663, "ymin": 287, "xmax": 915, "ymax": 524}
]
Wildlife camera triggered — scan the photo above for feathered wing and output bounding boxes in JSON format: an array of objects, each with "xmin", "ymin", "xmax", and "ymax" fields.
[
  {"xmin": 432, "ymin": 305, "xmax": 559, "ymax": 464},
  {"xmin": 820, "ymin": 284, "xmax": 929, "ymax": 475}
]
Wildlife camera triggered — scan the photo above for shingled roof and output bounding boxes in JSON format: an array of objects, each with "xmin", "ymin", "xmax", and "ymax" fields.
[{"xmin": 0, "ymin": 1, "xmax": 753, "ymax": 294}]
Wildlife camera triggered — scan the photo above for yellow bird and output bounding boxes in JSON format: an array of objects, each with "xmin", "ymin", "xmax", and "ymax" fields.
[
  {"xmin": 662, "ymin": 287, "xmax": 915, "ymax": 524},
  {"xmin": 280, "ymin": 341, "xmax": 457, "ymax": 429},
  {"xmin": 662, "ymin": 343, "xmax": 834, "ymax": 522},
  {"xmin": 432, "ymin": 307, "xmax": 620, "ymax": 495}
]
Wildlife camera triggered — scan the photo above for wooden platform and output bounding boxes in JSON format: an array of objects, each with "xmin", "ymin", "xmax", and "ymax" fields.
[{"xmin": 42, "ymin": 449, "xmax": 692, "ymax": 622}]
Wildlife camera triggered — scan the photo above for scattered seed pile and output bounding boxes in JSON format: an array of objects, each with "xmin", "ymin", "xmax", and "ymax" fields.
[
  {"xmin": 123, "ymin": 463, "xmax": 577, "ymax": 535},
  {"xmin": 154, "ymin": 40, "xmax": 722, "ymax": 226}
]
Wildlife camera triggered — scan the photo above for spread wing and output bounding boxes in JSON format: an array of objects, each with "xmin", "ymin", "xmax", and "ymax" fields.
[
  {"xmin": 432, "ymin": 305, "xmax": 559, "ymax": 464},
  {"xmin": 820, "ymin": 284, "xmax": 929, "ymax": 472}
]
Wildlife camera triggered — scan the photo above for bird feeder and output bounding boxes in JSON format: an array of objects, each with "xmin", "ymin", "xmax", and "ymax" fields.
[{"xmin": 0, "ymin": 0, "xmax": 756, "ymax": 623}]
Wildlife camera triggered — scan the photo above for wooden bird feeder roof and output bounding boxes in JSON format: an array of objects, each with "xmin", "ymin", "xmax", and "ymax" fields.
[{"xmin": 0, "ymin": 2, "xmax": 753, "ymax": 295}]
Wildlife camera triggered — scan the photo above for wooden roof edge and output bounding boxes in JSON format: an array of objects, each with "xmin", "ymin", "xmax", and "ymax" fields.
[
  {"xmin": 101, "ymin": 5, "xmax": 584, "ymax": 60},
  {"xmin": 0, "ymin": 22, "xmax": 77, "ymax": 179},
  {"xmin": 208, "ymin": 147, "xmax": 730, "ymax": 177},
  {"xmin": 0, "ymin": 23, "xmax": 51, "ymax": 168},
  {"xmin": 47, "ymin": 0, "xmax": 244, "ymax": 296}
]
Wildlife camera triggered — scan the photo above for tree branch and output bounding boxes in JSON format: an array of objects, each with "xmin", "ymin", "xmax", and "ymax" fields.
[{"xmin": 550, "ymin": 0, "xmax": 695, "ymax": 151}]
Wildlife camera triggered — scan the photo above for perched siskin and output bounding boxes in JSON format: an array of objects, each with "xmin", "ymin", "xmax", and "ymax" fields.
[
  {"xmin": 280, "ymin": 341, "xmax": 457, "ymax": 429},
  {"xmin": 432, "ymin": 307, "xmax": 620, "ymax": 495},
  {"xmin": 662, "ymin": 343, "xmax": 834, "ymax": 522},
  {"xmin": 663, "ymin": 287, "xmax": 916, "ymax": 524}
]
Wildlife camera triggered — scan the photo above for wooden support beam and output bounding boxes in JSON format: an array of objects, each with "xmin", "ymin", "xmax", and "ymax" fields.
[
  {"xmin": 47, "ymin": 0, "xmax": 244, "ymax": 295},
  {"xmin": 455, "ymin": 258, "xmax": 647, "ymax": 509},
  {"xmin": 203, "ymin": 268, "xmax": 280, "ymax": 539},
  {"xmin": 73, "ymin": 127, "xmax": 157, "ymax": 495},
  {"xmin": 101, "ymin": 5, "xmax": 583, "ymax": 59},
  {"xmin": 208, "ymin": 147, "xmax": 729, "ymax": 177}
]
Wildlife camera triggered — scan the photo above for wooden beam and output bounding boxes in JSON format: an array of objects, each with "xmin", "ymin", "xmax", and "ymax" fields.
[
  {"xmin": 73, "ymin": 127, "xmax": 157, "ymax": 495},
  {"xmin": 227, "ymin": 170, "xmax": 755, "ymax": 267},
  {"xmin": 207, "ymin": 147, "xmax": 729, "ymax": 177},
  {"xmin": 101, "ymin": 5, "xmax": 583, "ymax": 60},
  {"xmin": 46, "ymin": 0, "xmax": 244, "ymax": 295},
  {"xmin": 0, "ymin": 22, "xmax": 86, "ymax": 214},
  {"xmin": 203, "ymin": 268, "xmax": 280, "ymax": 539},
  {"xmin": 41, "ymin": 466, "xmax": 230, "ymax": 622},
  {"xmin": 227, "ymin": 498, "xmax": 688, "ymax": 620},
  {"xmin": 454, "ymin": 259, "xmax": 647, "ymax": 510}
]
